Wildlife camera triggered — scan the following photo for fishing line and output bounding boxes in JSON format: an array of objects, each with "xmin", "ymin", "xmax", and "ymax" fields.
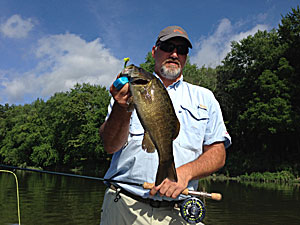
[
  {"xmin": 0, "ymin": 170, "xmax": 21, "ymax": 225},
  {"xmin": 1, "ymin": 164, "xmax": 222, "ymax": 223},
  {"xmin": 0, "ymin": 164, "xmax": 222, "ymax": 200},
  {"xmin": 0, "ymin": 164, "xmax": 142, "ymax": 187}
]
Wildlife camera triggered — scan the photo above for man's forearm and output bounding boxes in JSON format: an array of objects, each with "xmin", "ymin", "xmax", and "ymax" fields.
[
  {"xmin": 179, "ymin": 142, "xmax": 226, "ymax": 181},
  {"xmin": 99, "ymin": 102, "xmax": 132, "ymax": 154},
  {"xmin": 150, "ymin": 142, "xmax": 226, "ymax": 198}
]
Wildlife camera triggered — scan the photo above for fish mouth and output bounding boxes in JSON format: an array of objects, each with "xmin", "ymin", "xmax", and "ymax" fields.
[{"xmin": 130, "ymin": 77, "xmax": 149, "ymax": 85}]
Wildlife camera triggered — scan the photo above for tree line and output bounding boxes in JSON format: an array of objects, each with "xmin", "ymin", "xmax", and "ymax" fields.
[
  {"xmin": 0, "ymin": 84, "xmax": 110, "ymax": 171},
  {"xmin": 1, "ymin": 7, "xmax": 299, "ymax": 176}
]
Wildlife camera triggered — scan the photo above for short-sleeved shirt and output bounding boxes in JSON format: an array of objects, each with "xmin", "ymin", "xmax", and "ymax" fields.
[{"xmin": 104, "ymin": 76, "xmax": 231, "ymax": 201}]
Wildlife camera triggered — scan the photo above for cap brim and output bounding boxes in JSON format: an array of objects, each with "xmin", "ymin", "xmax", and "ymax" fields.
[{"xmin": 159, "ymin": 34, "xmax": 192, "ymax": 48}]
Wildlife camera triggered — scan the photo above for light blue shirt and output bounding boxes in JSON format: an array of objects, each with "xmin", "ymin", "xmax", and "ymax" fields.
[{"xmin": 104, "ymin": 76, "xmax": 231, "ymax": 201}]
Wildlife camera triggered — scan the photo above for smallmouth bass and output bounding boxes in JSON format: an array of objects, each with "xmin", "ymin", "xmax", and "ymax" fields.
[{"xmin": 122, "ymin": 65, "xmax": 180, "ymax": 186}]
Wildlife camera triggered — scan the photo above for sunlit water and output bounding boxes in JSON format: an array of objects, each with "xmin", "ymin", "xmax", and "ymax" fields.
[{"xmin": 0, "ymin": 171, "xmax": 299, "ymax": 225}]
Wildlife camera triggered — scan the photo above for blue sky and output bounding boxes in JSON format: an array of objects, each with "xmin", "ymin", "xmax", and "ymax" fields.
[{"xmin": 0, "ymin": 0, "xmax": 299, "ymax": 105}]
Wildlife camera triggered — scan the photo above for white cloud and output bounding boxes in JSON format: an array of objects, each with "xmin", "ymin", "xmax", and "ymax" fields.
[
  {"xmin": 0, "ymin": 14, "xmax": 34, "ymax": 38},
  {"xmin": 191, "ymin": 18, "xmax": 269, "ymax": 68},
  {"xmin": 1, "ymin": 33, "xmax": 123, "ymax": 103}
]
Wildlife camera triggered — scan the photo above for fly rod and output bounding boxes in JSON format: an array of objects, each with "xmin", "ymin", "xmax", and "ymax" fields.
[
  {"xmin": 0, "ymin": 164, "xmax": 222, "ymax": 201},
  {"xmin": 0, "ymin": 164, "xmax": 139, "ymax": 186}
]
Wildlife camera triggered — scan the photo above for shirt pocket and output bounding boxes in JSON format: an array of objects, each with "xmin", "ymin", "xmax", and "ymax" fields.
[{"xmin": 177, "ymin": 104, "xmax": 209, "ymax": 151}]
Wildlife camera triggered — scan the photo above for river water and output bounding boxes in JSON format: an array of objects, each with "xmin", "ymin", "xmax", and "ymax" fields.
[{"xmin": 0, "ymin": 170, "xmax": 299, "ymax": 225}]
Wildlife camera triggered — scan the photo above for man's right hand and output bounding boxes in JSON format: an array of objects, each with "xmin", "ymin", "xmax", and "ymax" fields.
[
  {"xmin": 99, "ymin": 75, "xmax": 132, "ymax": 154},
  {"xmin": 110, "ymin": 75, "xmax": 131, "ymax": 110}
]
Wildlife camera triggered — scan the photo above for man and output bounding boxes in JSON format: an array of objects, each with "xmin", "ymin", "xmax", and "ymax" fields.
[{"xmin": 99, "ymin": 25, "xmax": 231, "ymax": 224}]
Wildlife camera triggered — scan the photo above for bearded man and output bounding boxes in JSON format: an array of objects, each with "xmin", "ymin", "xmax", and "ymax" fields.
[{"xmin": 99, "ymin": 25, "xmax": 231, "ymax": 225}]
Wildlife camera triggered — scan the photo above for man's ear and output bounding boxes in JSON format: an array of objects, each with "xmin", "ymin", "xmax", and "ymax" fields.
[{"xmin": 152, "ymin": 46, "xmax": 157, "ymax": 58}]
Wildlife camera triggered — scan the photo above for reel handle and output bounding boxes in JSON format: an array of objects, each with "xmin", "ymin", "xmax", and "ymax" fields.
[{"xmin": 143, "ymin": 182, "xmax": 222, "ymax": 201}]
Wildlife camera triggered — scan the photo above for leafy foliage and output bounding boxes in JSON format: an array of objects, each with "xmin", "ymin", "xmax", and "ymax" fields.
[
  {"xmin": 183, "ymin": 59, "xmax": 218, "ymax": 91},
  {"xmin": 140, "ymin": 52, "xmax": 155, "ymax": 73},
  {"xmin": 239, "ymin": 171, "xmax": 296, "ymax": 183},
  {"xmin": 0, "ymin": 84, "xmax": 110, "ymax": 169},
  {"xmin": 217, "ymin": 7, "xmax": 300, "ymax": 175}
]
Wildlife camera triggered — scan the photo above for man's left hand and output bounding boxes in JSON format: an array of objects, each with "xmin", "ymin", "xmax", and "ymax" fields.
[{"xmin": 149, "ymin": 166, "xmax": 191, "ymax": 199}]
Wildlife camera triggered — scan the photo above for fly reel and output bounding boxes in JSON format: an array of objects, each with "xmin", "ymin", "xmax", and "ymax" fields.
[{"xmin": 180, "ymin": 197, "xmax": 206, "ymax": 224}]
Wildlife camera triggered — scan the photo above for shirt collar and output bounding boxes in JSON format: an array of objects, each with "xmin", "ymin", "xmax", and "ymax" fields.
[
  {"xmin": 154, "ymin": 73, "xmax": 183, "ymax": 90},
  {"xmin": 168, "ymin": 76, "xmax": 183, "ymax": 90}
]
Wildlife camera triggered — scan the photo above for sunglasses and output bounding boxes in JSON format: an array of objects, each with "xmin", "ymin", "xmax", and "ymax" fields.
[{"xmin": 157, "ymin": 42, "xmax": 189, "ymax": 55}]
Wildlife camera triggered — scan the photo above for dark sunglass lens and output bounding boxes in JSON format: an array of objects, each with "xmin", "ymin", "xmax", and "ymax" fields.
[
  {"xmin": 159, "ymin": 42, "xmax": 188, "ymax": 54},
  {"xmin": 160, "ymin": 42, "xmax": 175, "ymax": 52},
  {"xmin": 177, "ymin": 45, "xmax": 189, "ymax": 54}
]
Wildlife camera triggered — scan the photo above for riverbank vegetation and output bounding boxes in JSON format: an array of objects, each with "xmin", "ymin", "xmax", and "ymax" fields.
[
  {"xmin": 239, "ymin": 171, "xmax": 298, "ymax": 183},
  {"xmin": 206, "ymin": 170, "xmax": 299, "ymax": 183},
  {"xmin": 1, "ymin": 7, "xmax": 300, "ymax": 178}
]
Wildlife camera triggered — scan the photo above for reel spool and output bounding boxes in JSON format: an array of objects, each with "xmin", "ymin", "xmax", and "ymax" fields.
[{"xmin": 180, "ymin": 197, "xmax": 206, "ymax": 224}]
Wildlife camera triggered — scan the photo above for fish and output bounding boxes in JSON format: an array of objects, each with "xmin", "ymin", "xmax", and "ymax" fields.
[{"xmin": 122, "ymin": 64, "xmax": 180, "ymax": 186}]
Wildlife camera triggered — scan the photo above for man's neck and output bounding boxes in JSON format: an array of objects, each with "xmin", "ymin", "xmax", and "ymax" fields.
[{"xmin": 158, "ymin": 74, "xmax": 182, "ymax": 87}]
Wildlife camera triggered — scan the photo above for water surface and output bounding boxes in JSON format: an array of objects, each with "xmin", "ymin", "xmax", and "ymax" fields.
[{"xmin": 0, "ymin": 171, "xmax": 299, "ymax": 225}]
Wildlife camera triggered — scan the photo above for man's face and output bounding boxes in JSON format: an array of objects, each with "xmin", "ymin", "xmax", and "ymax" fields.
[{"xmin": 152, "ymin": 37, "xmax": 188, "ymax": 81}]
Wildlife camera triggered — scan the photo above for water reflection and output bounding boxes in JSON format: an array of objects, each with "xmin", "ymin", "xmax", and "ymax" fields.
[
  {"xmin": 0, "ymin": 171, "xmax": 299, "ymax": 225},
  {"xmin": 201, "ymin": 180, "xmax": 300, "ymax": 225},
  {"xmin": 1, "ymin": 171, "xmax": 106, "ymax": 225}
]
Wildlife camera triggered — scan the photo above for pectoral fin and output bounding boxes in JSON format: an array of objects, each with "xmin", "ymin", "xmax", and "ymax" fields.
[
  {"xmin": 140, "ymin": 86, "xmax": 152, "ymax": 104},
  {"xmin": 142, "ymin": 132, "xmax": 156, "ymax": 153}
]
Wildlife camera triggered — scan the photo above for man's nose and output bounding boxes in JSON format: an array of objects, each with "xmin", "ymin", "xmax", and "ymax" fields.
[{"xmin": 170, "ymin": 48, "xmax": 179, "ymax": 58}]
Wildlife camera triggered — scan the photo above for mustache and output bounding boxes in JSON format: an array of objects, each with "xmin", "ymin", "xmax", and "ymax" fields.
[{"xmin": 163, "ymin": 58, "xmax": 181, "ymax": 66}]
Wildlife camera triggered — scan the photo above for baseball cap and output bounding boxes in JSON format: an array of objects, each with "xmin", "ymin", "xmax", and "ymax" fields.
[{"xmin": 156, "ymin": 25, "xmax": 192, "ymax": 48}]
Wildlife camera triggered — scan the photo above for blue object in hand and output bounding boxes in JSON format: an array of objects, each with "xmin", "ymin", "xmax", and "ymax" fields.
[{"xmin": 113, "ymin": 77, "xmax": 129, "ymax": 90}]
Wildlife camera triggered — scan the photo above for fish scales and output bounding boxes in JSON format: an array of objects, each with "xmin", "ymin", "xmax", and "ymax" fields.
[{"xmin": 123, "ymin": 65, "xmax": 180, "ymax": 186}]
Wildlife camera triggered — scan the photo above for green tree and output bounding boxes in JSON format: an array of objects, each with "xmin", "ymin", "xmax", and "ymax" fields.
[
  {"xmin": 0, "ymin": 101, "xmax": 54, "ymax": 166},
  {"xmin": 0, "ymin": 83, "xmax": 110, "ymax": 169},
  {"xmin": 140, "ymin": 51, "xmax": 155, "ymax": 73},
  {"xmin": 217, "ymin": 8, "xmax": 300, "ymax": 174},
  {"xmin": 43, "ymin": 83, "xmax": 110, "ymax": 168},
  {"xmin": 278, "ymin": 6, "xmax": 300, "ymax": 134},
  {"xmin": 183, "ymin": 59, "xmax": 218, "ymax": 91}
]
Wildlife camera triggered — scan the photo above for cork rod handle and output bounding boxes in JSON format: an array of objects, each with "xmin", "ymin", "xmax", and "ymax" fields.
[{"xmin": 143, "ymin": 182, "xmax": 222, "ymax": 201}]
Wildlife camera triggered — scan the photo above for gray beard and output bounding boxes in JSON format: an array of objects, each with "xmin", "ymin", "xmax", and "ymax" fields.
[{"xmin": 160, "ymin": 65, "xmax": 181, "ymax": 80}]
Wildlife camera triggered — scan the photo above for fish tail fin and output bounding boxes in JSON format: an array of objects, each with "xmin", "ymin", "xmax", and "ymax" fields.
[{"xmin": 155, "ymin": 161, "xmax": 178, "ymax": 186}]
